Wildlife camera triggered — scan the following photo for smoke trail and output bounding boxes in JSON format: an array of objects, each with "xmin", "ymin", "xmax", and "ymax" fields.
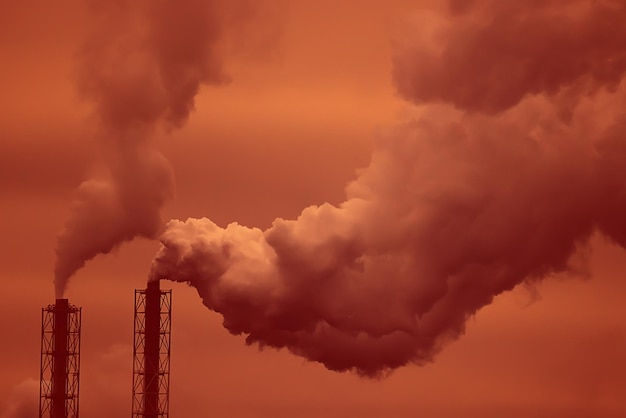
[
  {"xmin": 150, "ymin": 0, "xmax": 626, "ymax": 376},
  {"xmin": 54, "ymin": 0, "xmax": 230, "ymax": 298}
]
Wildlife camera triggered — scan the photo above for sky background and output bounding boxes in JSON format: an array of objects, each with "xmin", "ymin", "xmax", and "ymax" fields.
[{"xmin": 1, "ymin": 0, "xmax": 626, "ymax": 417}]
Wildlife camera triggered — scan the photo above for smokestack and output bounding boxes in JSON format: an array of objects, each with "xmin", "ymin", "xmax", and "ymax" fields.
[
  {"xmin": 132, "ymin": 281, "xmax": 171, "ymax": 418},
  {"xmin": 144, "ymin": 281, "xmax": 160, "ymax": 417},
  {"xmin": 52, "ymin": 299, "xmax": 68, "ymax": 418},
  {"xmin": 40, "ymin": 299, "xmax": 81, "ymax": 418}
]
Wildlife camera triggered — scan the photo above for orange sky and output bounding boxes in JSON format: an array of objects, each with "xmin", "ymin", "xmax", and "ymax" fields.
[{"xmin": 1, "ymin": 1, "xmax": 626, "ymax": 417}]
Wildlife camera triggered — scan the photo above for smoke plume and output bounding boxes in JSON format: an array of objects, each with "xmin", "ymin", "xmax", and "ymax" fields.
[
  {"xmin": 54, "ymin": 0, "xmax": 231, "ymax": 297},
  {"xmin": 151, "ymin": 0, "xmax": 626, "ymax": 376}
]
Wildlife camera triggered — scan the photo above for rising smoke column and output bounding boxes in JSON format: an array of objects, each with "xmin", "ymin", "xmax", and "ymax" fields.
[
  {"xmin": 151, "ymin": 0, "xmax": 626, "ymax": 376},
  {"xmin": 54, "ymin": 0, "xmax": 230, "ymax": 298}
]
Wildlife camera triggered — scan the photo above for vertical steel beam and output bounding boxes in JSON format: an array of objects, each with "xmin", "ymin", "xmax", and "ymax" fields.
[
  {"xmin": 52, "ymin": 299, "xmax": 69, "ymax": 418},
  {"xmin": 144, "ymin": 281, "xmax": 160, "ymax": 417}
]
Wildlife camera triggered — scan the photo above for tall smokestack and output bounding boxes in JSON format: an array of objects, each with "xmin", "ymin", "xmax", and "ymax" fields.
[
  {"xmin": 52, "ymin": 299, "xmax": 68, "ymax": 418},
  {"xmin": 132, "ymin": 281, "xmax": 171, "ymax": 418},
  {"xmin": 144, "ymin": 281, "xmax": 161, "ymax": 417},
  {"xmin": 40, "ymin": 299, "xmax": 81, "ymax": 418}
]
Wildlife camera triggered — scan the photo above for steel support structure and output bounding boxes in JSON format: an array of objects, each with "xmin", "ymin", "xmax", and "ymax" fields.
[
  {"xmin": 39, "ymin": 298, "xmax": 81, "ymax": 418},
  {"xmin": 132, "ymin": 281, "xmax": 171, "ymax": 418}
]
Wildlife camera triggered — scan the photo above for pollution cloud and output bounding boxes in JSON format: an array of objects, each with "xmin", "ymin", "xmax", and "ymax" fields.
[
  {"xmin": 54, "ymin": 0, "xmax": 234, "ymax": 298},
  {"xmin": 393, "ymin": 0, "xmax": 626, "ymax": 114},
  {"xmin": 149, "ymin": 0, "xmax": 626, "ymax": 376}
]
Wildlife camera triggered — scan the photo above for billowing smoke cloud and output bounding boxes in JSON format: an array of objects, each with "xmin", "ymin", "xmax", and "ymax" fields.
[
  {"xmin": 151, "ymin": 0, "xmax": 626, "ymax": 376},
  {"xmin": 393, "ymin": 0, "xmax": 626, "ymax": 114},
  {"xmin": 54, "ymin": 0, "xmax": 231, "ymax": 297}
]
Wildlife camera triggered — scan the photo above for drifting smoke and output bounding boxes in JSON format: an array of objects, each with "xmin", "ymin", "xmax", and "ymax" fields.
[
  {"xmin": 151, "ymin": 0, "xmax": 626, "ymax": 376},
  {"xmin": 393, "ymin": 0, "xmax": 626, "ymax": 114},
  {"xmin": 54, "ymin": 0, "xmax": 231, "ymax": 298}
]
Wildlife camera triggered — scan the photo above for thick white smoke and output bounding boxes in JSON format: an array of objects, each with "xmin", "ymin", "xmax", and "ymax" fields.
[
  {"xmin": 151, "ymin": 84, "xmax": 626, "ymax": 375},
  {"xmin": 150, "ymin": 0, "xmax": 626, "ymax": 376}
]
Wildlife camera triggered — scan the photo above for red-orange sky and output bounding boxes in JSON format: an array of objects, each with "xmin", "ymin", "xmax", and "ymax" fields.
[{"xmin": 1, "ymin": 0, "xmax": 626, "ymax": 417}]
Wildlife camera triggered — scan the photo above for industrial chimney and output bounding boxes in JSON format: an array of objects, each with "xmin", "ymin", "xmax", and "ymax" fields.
[
  {"xmin": 39, "ymin": 298, "xmax": 82, "ymax": 418},
  {"xmin": 132, "ymin": 280, "xmax": 172, "ymax": 418}
]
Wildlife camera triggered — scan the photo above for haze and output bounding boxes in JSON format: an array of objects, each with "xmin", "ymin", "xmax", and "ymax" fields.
[{"xmin": 1, "ymin": 1, "xmax": 626, "ymax": 417}]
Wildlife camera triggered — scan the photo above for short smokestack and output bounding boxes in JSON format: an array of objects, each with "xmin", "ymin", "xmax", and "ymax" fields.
[
  {"xmin": 132, "ymin": 280, "xmax": 171, "ymax": 418},
  {"xmin": 40, "ymin": 299, "xmax": 81, "ymax": 418}
]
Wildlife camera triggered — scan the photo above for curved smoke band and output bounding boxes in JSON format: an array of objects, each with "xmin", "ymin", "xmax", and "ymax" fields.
[{"xmin": 151, "ymin": 0, "xmax": 626, "ymax": 376}]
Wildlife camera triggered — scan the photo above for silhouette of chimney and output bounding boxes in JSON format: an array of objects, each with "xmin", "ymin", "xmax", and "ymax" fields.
[
  {"xmin": 39, "ymin": 298, "xmax": 82, "ymax": 418},
  {"xmin": 132, "ymin": 280, "xmax": 171, "ymax": 417}
]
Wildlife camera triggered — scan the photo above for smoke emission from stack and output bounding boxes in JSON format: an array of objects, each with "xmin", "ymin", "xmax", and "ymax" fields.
[
  {"xmin": 53, "ymin": 0, "xmax": 232, "ymax": 298},
  {"xmin": 150, "ymin": 0, "xmax": 626, "ymax": 376}
]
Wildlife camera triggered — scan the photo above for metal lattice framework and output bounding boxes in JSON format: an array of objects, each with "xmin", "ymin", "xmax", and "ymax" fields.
[
  {"xmin": 39, "ymin": 299, "xmax": 81, "ymax": 418},
  {"xmin": 132, "ymin": 281, "xmax": 171, "ymax": 418}
]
